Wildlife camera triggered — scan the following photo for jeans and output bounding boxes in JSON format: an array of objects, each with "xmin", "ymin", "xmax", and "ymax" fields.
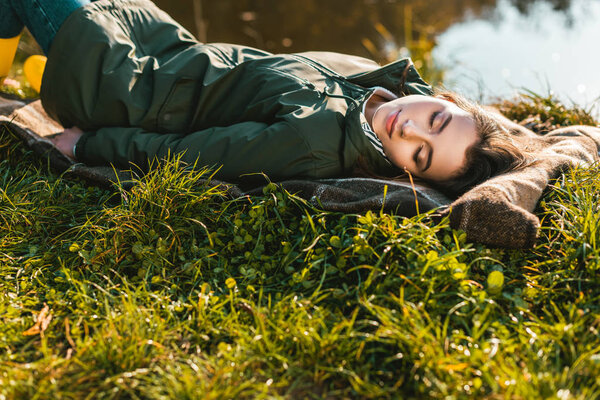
[{"xmin": 1, "ymin": 0, "xmax": 90, "ymax": 54}]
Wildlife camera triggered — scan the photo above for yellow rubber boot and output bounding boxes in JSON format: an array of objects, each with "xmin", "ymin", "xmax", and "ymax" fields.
[
  {"xmin": 24, "ymin": 55, "xmax": 47, "ymax": 93},
  {"xmin": 0, "ymin": 34, "xmax": 21, "ymax": 81}
]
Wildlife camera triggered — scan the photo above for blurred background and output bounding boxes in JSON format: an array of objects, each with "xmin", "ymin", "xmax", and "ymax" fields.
[
  {"xmin": 6, "ymin": 0, "xmax": 600, "ymax": 111},
  {"xmin": 156, "ymin": 0, "xmax": 600, "ymax": 109}
]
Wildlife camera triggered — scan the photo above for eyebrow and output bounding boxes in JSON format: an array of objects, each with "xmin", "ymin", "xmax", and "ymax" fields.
[{"xmin": 438, "ymin": 113, "xmax": 452, "ymax": 134}]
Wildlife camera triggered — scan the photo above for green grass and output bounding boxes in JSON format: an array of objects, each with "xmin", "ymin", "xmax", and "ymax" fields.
[{"xmin": 1, "ymin": 92, "xmax": 600, "ymax": 399}]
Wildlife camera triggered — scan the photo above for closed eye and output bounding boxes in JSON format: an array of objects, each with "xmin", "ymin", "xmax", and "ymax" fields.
[
  {"xmin": 414, "ymin": 143, "xmax": 433, "ymax": 172},
  {"xmin": 436, "ymin": 112, "xmax": 453, "ymax": 134},
  {"xmin": 429, "ymin": 111, "xmax": 440, "ymax": 128},
  {"xmin": 413, "ymin": 143, "xmax": 424, "ymax": 167}
]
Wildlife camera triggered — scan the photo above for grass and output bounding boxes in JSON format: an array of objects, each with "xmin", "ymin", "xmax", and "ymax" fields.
[
  {"xmin": 0, "ymin": 92, "xmax": 600, "ymax": 399},
  {"xmin": 3, "ymin": 31, "xmax": 600, "ymax": 396}
]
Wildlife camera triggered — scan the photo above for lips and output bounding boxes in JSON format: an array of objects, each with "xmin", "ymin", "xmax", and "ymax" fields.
[{"xmin": 386, "ymin": 110, "xmax": 400, "ymax": 138}]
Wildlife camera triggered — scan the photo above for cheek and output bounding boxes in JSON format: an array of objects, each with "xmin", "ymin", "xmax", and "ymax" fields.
[
  {"xmin": 376, "ymin": 102, "xmax": 405, "ymax": 127},
  {"xmin": 384, "ymin": 142, "xmax": 412, "ymax": 169},
  {"xmin": 433, "ymin": 139, "xmax": 470, "ymax": 176},
  {"xmin": 374, "ymin": 104, "xmax": 392, "ymax": 129}
]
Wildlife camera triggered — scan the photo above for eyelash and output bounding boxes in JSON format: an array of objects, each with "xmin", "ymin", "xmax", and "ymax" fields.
[
  {"xmin": 429, "ymin": 111, "xmax": 440, "ymax": 128},
  {"xmin": 415, "ymin": 111, "xmax": 440, "ymax": 165},
  {"xmin": 414, "ymin": 143, "xmax": 424, "ymax": 166}
]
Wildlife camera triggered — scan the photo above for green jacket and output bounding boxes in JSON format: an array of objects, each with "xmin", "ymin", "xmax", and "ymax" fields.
[{"xmin": 41, "ymin": 0, "xmax": 433, "ymax": 182}]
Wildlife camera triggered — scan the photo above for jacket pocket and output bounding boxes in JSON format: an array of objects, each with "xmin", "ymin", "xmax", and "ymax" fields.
[{"xmin": 156, "ymin": 77, "xmax": 198, "ymax": 133}]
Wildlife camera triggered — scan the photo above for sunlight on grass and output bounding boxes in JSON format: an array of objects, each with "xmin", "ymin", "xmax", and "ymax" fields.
[
  {"xmin": 2, "ymin": 20, "xmax": 600, "ymax": 400},
  {"xmin": 1, "ymin": 90, "xmax": 600, "ymax": 397}
]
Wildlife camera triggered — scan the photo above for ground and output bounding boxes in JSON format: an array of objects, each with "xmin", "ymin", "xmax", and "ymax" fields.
[{"xmin": 1, "ymin": 68, "xmax": 600, "ymax": 398}]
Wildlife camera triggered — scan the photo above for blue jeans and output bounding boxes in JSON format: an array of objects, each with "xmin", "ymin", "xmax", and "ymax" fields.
[{"xmin": 1, "ymin": 0, "xmax": 90, "ymax": 54}]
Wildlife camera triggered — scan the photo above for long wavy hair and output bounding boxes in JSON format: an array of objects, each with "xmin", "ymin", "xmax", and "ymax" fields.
[{"xmin": 355, "ymin": 91, "xmax": 529, "ymax": 197}]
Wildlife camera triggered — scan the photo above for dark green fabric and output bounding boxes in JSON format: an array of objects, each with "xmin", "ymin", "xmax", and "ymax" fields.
[
  {"xmin": 0, "ymin": 96, "xmax": 451, "ymax": 219},
  {"xmin": 10, "ymin": 95, "xmax": 600, "ymax": 249},
  {"xmin": 40, "ymin": 0, "xmax": 433, "ymax": 183}
]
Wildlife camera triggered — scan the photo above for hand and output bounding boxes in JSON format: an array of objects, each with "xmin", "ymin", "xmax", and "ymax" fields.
[{"xmin": 50, "ymin": 127, "xmax": 84, "ymax": 160}]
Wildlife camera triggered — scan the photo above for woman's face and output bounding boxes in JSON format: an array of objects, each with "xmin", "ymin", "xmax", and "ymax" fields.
[{"xmin": 371, "ymin": 95, "xmax": 479, "ymax": 182}]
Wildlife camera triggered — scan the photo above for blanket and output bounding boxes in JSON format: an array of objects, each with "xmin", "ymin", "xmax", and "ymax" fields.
[
  {"xmin": 2, "ymin": 95, "xmax": 599, "ymax": 248},
  {"xmin": 443, "ymin": 123, "xmax": 600, "ymax": 248},
  {"xmin": 0, "ymin": 96, "xmax": 449, "ymax": 211}
]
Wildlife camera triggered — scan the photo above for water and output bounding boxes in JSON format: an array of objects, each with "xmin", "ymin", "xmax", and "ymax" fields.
[
  {"xmin": 154, "ymin": 0, "xmax": 600, "ymax": 110},
  {"xmin": 434, "ymin": 0, "xmax": 600, "ymax": 109},
  {"xmin": 153, "ymin": 0, "xmax": 497, "ymax": 61}
]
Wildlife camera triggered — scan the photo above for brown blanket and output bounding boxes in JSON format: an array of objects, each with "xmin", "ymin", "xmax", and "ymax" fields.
[
  {"xmin": 2, "ymin": 95, "xmax": 598, "ymax": 248},
  {"xmin": 442, "ymin": 121, "xmax": 600, "ymax": 248}
]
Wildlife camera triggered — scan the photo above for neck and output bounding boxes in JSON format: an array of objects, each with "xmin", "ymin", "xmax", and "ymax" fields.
[{"xmin": 364, "ymin": 93, "xmax": 387, "ymax": 129}]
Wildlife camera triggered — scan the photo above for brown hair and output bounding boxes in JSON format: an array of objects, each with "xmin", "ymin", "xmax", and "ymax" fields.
[
  {"xmin": 431, "ymin": 91, "xmax": 528, "ymax": 196},
  {"xmin": 355, "ymin": 91, "xmax": 528, "ymax": 197}
]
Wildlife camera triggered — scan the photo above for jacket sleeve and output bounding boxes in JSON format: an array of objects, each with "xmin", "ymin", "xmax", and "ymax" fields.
[{"xmin": 75, "ymin": 121, "xmax": 322, "ymax": 181}]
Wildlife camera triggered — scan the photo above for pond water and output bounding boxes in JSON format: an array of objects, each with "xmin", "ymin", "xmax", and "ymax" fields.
[
  {"xmin": 434, "ymin": 0, "xmax": 600, "ymax": 108},
  {"xmin": 154, "ymin": 0, "xmax": 600, "ymax": 110}
]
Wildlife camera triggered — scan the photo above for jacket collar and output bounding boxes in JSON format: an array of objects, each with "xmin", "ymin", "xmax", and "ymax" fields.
[
  {"xmin": 343, "ymin": 104, "xmax": 402, "ymax": 177},
  {"xmin": 342, "ymin": 59, "xmax": 433, "ymax": 176},
  {"xmin": 346, "ymin": 57, "xmax": 433, "ymax": 97}
]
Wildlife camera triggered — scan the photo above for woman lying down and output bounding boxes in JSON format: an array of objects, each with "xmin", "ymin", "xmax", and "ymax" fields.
[{"xmin": 2, "ymin": 0, "xmax": 599, "ymax": 248}]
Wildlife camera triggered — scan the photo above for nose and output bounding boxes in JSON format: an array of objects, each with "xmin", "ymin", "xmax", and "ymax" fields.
[{"xmin": 402, "ymin": 119, "xmax": 428, "ymax": 140}]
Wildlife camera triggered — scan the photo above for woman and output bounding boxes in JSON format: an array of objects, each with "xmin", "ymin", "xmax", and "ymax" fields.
[{"xmin": 1, "ymin": 0, "xmax": 527, "ymax": 196}]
